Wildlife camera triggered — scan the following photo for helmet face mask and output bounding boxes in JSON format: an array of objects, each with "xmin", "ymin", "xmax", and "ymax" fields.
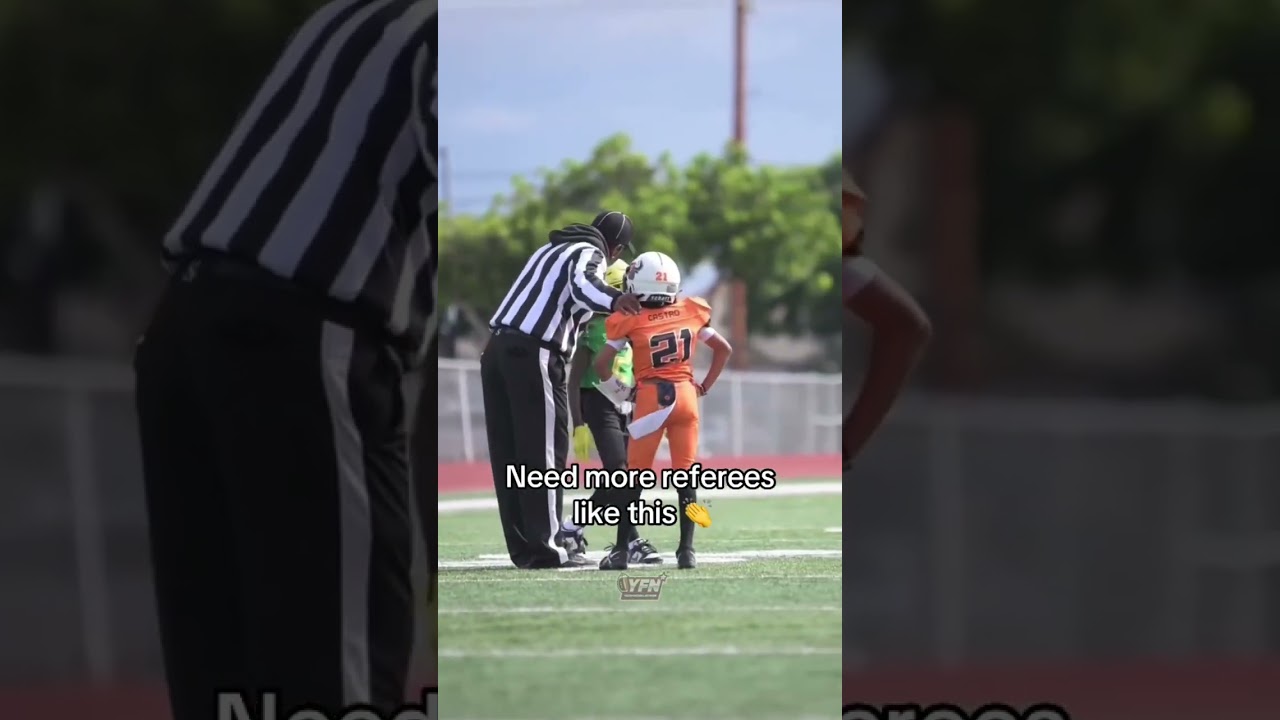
[
  {"xmin": 625, "ymin": 251, "xmax": 681, "ymax": 305},
  {"xmin": 604, "ymin": 259, "xmax": 629, "ymax": 290}
]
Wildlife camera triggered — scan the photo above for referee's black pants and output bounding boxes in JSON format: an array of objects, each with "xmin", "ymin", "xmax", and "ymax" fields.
[
  {"xmin": 580, "ymin": 389, "xmax": 641, "ymax": 547},
  {"xmin": 134, "ymin": 257, "xmax": 415, "ymax": 719},
  {"xmin": 410, "ymin": 343, "xmax": 438, "ymax": 686},
  {"xmin": 480, "ymin": 330, "xmax": 570, "ymax": 568}
]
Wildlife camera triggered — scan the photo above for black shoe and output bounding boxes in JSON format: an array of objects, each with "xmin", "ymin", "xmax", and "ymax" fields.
[
  {"xmin": 560, "ymin": 553, "xmax": 592, "ymax": 568},
  {"xmin": 676, "ymin": 546, "xmax": 696, "ymax": 569},
  {"xmin": 558, "ymin": 524, "xmax": 588, "ymax": 556},
  {"xmin": 598, "ymin": 547, "xmax": 628, "ymax": 570},
  {"xmin": 628, "ymin": 538, "xmax": 663, "ymax": 565}
]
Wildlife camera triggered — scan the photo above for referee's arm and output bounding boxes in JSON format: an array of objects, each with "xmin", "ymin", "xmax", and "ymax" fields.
[
  {"xmin": 411, "ymin": 30, "xmax": 436, "ymax": 176},
  {"xmin": 410, "ymin": 32, "xmax": 437, "ymax": 369},
  {"xmin": 570, "ymin": 248, "xmax": 622, "ymax": 314}
]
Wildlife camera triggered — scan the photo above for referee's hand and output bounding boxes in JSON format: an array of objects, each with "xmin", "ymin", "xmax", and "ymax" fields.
[{"xmin": 613, "ymin": 293, "xmax": 642, "ymax": 315}]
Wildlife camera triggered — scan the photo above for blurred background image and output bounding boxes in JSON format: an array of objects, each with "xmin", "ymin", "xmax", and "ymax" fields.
[
  {"xmin": 436, "ymin": 0, "xmax": 842, "ymax": 718},
  {"xmin": 0, "ymin": 3, "xmax": 436, "ymax": 719},
  {"xmin": 845, "ymin": 2, "xmax": 1280, "ymax": 718}
]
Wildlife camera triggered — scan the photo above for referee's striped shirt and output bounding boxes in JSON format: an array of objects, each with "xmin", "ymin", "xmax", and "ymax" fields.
[
  {"xmin": 490, "ymin": 225, "xmax": 622, "ymax": 356},
  {"xmin": 163, "ymin": 0, "xmax": 438, "ymax": 363}
]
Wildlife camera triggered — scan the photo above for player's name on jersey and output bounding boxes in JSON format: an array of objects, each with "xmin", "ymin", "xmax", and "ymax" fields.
[{"xmin": 504, "ymin": 463, "xmax": 778, "ymax": 491}]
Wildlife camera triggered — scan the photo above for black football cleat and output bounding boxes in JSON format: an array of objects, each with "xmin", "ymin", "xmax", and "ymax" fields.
[
  {"xmin": 598, "ymin": 546, "xmax": 629, "ymax": 570},
  {"xmin": 629, "ymin": 538, "xmax": 663, "ymax": 565},
  {"xmin": 676, "ymin": 546, "xmax": 697, "ymax": 569}
]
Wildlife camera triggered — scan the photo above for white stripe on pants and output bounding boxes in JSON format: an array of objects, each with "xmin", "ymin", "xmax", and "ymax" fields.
[
  {"xmin": 320, "ymin": 322, "xmax": 372, "ymax": 704},
  {"xmin": 537, "ymin": 347, "xmax": 568, "ymax": 563}
]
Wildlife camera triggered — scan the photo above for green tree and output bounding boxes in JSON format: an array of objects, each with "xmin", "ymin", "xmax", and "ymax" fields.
[
  {"xmin": 849, "ymin": 0, "xmax": 1280, "ymax": 285},
  {"xmin": 0, "ymin": 0, "xmax": 329, "ymax": 237},
  {"xmin": 440, "ymin": 135, "xmax": 844, "ymax": 334}
]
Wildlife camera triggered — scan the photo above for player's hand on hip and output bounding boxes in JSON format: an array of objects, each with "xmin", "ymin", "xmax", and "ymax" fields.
[
  {"xmin": 612, "ymin": 293, "xmax": 642, "ymax": 315},
  {"xmin": 694, "ymin": 382, "xmax": 707, "ymax": 396},
  {"xmin": 573, "ymin": 424, "xmax": 595, "ymax": 462}
]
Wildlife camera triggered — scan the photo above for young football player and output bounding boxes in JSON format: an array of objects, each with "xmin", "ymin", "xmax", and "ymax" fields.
[
  {"xmin": 565, "ymin": 259, "xmax": 663, "ymax": 565},
  {"xmin": 593, "ymin": 251, "xmax": 733, "ymax": 570}
]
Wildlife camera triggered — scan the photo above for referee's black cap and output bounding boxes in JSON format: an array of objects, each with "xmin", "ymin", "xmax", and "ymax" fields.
[{"xmin": 591, "ymin": 211, "xmax": 634, "ymax": 253}]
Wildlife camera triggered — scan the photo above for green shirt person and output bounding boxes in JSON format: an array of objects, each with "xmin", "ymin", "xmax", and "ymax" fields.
[
  {"xmin": 569, "ymin": 259, "xmax": 634, "ymax": 463},
  {"xmin": 581, "ymin": 316, "xmax": 633, "ymax": 388}
]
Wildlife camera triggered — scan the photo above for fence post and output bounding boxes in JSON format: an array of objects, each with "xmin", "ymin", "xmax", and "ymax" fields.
[
  {"xmin": 730, "ymin": 375, "xmax": 744, "ymax": 457},
  {"xmin": 1233, "ymin": 435, "xmax": 1266, "ymax": 657},
  {"xmin": 927, "ymin": 407, "xmax": 966, "ymax": 667},
  {"xmin": 65, "ymin": 387, "xmax": 114, "ymax": 682},
  {"xmin": 458, "ymin": 366, "xmax": 475, "ymax": 462},
  {"xmin": 1165, "ymin": 434, "xmax": 1198, "ymax": 658},
  {"xmin": 805, "ymin": 380, "xmax": 818, "ymax": 454}
]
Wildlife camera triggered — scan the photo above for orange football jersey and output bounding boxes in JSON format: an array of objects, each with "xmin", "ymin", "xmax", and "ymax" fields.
[{"xmin": 606, "ymin": 296, "xmax": 713, "ymax": 383}]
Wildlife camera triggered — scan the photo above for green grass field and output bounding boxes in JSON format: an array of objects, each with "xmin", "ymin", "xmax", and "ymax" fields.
[{"xmin": 438, "ymin": 482, "xmax": 842, "ymax": 720}]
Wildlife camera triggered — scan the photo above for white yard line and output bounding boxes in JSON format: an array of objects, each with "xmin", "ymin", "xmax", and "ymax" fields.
[
  {"xmin": 441, "ymin": 605, "xmax": 840, "ymax": 614},
  {"xmin": 438, "ymin": 573, "xmax": 841, "ymax": 583},
  {"xmin": 439, "ymin": 645, "xmax": 840, "ymax": 659},
  {"xmin": 439, "ymin": 480, "xmax": 841, "ymax": 514},
  {"xmin": 824, "ymin": 526, "xmax": 842, "ymax": 533},
  {"xmin": 440, "ymin": 548, "xmax": 840, "ymax": 571}
]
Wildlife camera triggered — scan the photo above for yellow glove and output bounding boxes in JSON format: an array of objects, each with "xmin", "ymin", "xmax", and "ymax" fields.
[{"xmin": 573, "ymin": 424, "xmax": 595, "ymax": 462}]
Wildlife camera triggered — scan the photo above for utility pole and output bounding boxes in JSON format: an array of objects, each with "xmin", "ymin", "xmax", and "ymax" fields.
[
  {"xmin": 732, "ymin": 0, "xmax": 748, "ymax": 146},
  {"xmin": 730, "ymin": 0, "xmax": 750, "ymax": 368}
]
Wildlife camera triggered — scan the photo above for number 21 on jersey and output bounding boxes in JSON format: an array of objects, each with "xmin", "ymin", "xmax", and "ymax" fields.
[{"xmin": 649, "ymin": 328, "xmax": 692, "ymax": 367}]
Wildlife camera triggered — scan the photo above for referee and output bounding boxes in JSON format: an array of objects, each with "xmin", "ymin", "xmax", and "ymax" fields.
[
  {"xmin": 132, "ymin": 2, "xmax": 435, "ymax": 719},
  {"xmin": 482, "ymin": 213, "xmax": 641, "ymax": 569},
  {"xmin": 567, "ymin": 259, "xmax": 662, "ymax": 565}
]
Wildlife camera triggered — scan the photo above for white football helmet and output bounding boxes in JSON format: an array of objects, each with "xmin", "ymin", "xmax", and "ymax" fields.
[{"xmin": 625, "ymin": 251, "xmax": 681, "ymax": 304}]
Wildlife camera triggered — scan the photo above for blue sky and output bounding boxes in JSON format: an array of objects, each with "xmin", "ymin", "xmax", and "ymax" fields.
[{"xmin": 440, "ymin": 0, "xmax": 842, "ymax": 214}]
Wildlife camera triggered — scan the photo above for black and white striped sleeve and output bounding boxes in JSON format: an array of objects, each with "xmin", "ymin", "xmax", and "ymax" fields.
[
  {"xmin": 569, "ymin": 246, "xmax": 621, "ymax": 314},
  {"xmin": 411, "ymin": 23, "xmax": 436, "ymax": 178}
]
